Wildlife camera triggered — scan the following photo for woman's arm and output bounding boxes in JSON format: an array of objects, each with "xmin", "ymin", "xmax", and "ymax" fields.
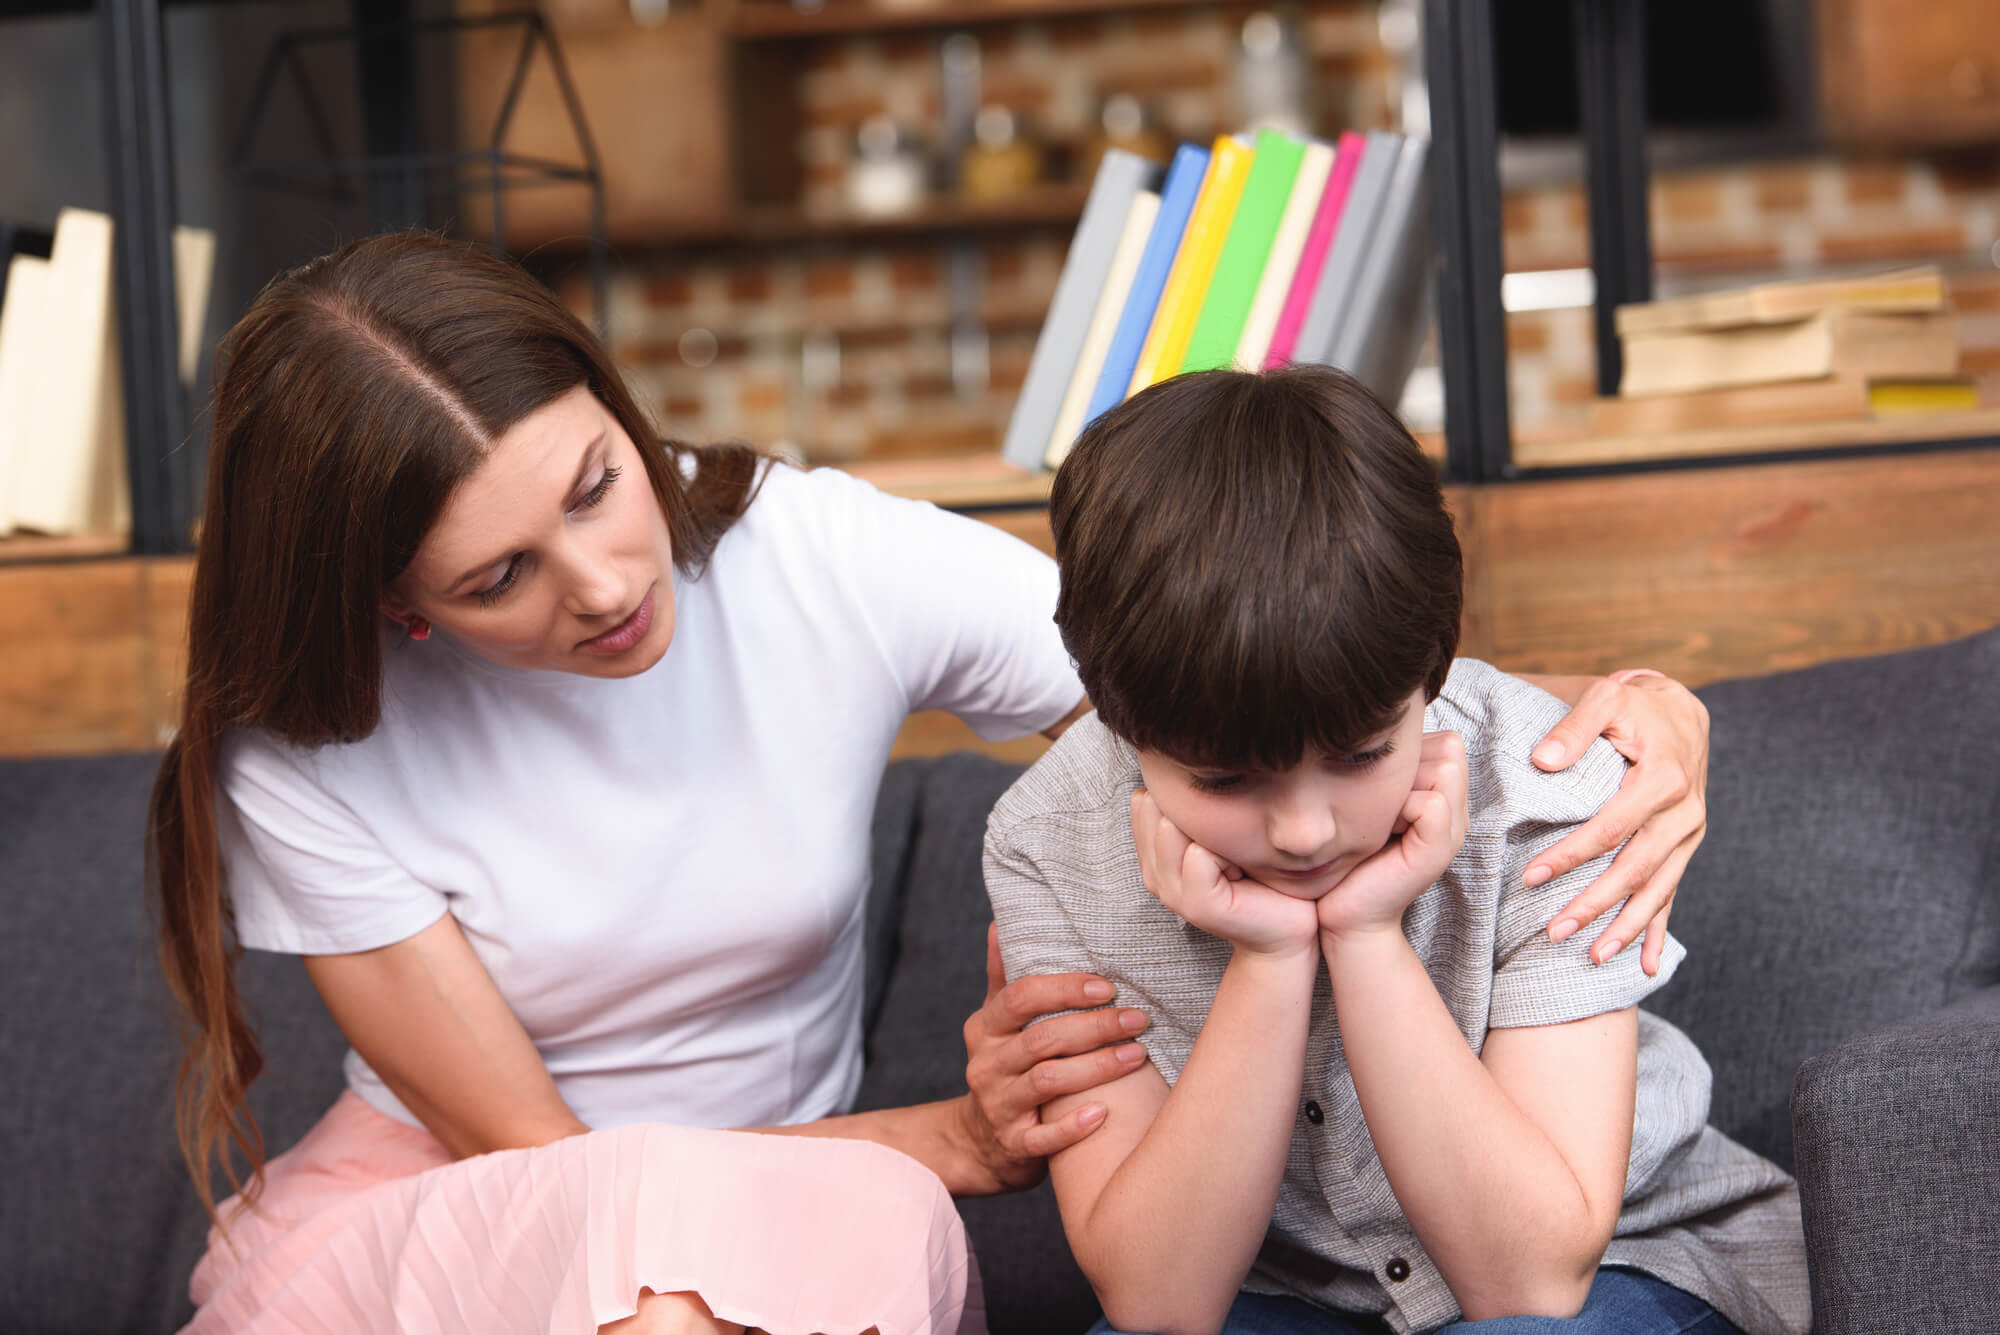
[
  {"xmin": 1325, "ymin": 928, "xmax": 1638, "ymax": 1319},
  {"xmin": 1513, "ymin": 670, "xmax": 1710, "ymax": 975},
  {"xmin": 753, "ymin": 928, "xmax": 1149, "ymax": 1196},
  {"xmin": 303, "ymin": 913, "xmax": 589, "ymax": 1157},
  {"xmin": 312, "ymin": 908, "xmax": 1146, "ymax": 1193}
]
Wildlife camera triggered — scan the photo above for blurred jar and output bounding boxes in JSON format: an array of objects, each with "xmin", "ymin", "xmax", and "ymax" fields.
[
  {"xmin": 960, "ymin": 106, "xmax": 1045, "ymax": 201},
  {"xmin": 1079, "ymin": 93, "xmax": 1171, "ymax": 178},
  {"xmin": 846, "ymin": 115, "xmax": 928, "ymax": 217}
]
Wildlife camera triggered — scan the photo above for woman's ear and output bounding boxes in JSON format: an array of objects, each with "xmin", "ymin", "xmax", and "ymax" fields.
[{"xmin": 379, "ymin": 593, "xmax": 431, "ymax": 641}]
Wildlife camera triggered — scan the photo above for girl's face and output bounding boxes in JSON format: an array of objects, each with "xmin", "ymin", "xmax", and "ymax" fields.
[
  {"xmin": 1133, "ymin": 690, "xmax": 1429, "ymax": 900},
  {"xmin": 384, "ymin": 386, "xmax": 677, "ymax": 678}
]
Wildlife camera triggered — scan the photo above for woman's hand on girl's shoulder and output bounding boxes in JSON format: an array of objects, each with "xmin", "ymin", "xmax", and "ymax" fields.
[
  {"xmin": 1522, "ymin": 669, "xmax": 1710, "ymax": 977},
  {"xmin": 954, "ymin": 924, "xmax": 1150, "ymax": 1195}
]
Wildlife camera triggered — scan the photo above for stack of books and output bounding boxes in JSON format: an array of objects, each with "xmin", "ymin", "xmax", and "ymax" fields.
[
  {"xmin": 0, "ymin": 209, "xmax": 213, "ymax": 540},
  {"xmin": 1002, "ymin": 127, "xmax": 1434, "ymax": 472},
  {"xmin": 1594, "ymin": 266, "xmax": 1976, "ymax": 437}
]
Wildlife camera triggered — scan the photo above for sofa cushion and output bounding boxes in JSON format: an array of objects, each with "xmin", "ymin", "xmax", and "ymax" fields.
[
  {"xmin": 1652, "ymin": 628, "xmax": 2000, "ymax": 1170},
  {"xmin": 0, "ymin": 751, "xmax": 349, "ymax": 1335},
  {"xmin": 856, "ymin": 751, "xmax": 1099, "ymax": 1335}
]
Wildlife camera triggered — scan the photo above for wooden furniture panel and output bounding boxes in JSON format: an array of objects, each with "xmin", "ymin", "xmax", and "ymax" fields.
[
  {"xmin": 455, "ymin": 0, "xmax": 733, "ymax": 246},
  {"xmin": 4, "ymin": 451, "xmax": 1997, "ymax": 758},
  {"xmin": 0, "ymin": 561, "xmax": 151, "ymax": 754},
  {"xmin": 1820, "ymin": 0, "xmax": 2000, "ymax": 145},
  {"xmin": 1462, "ymin": 448, "xmax": 2000, "ymax": 685}
]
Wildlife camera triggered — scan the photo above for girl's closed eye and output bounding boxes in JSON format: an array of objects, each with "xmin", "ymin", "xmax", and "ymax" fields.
[
  {"xmin": 1339, "ymin": 741, "xmax": 1395, "ymax": 769},
  {"xmin": 1189, "ymin": 771, "xmax": 1250, "ymax": 794}
]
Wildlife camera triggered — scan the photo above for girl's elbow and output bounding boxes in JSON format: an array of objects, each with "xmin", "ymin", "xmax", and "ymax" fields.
[{"xmin": 1095, "ymin": 1289, "xmax": 1230, "ymax": 1335}]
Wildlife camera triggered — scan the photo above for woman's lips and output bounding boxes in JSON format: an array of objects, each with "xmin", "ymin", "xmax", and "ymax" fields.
[{"xmin": 576, "ymin": 585, "xmax": 655, "ymax": 655}]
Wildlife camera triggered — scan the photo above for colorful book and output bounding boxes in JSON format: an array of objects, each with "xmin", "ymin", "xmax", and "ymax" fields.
[
  {"xmin": 1180, "ymin": 129, "xmax": 1306, "ymax": 373},
  {"xmin": 1045, "ymin": 190, "xmax": 1161, "ymax": 468},
  {"xmin": 1128, "ymin": 135, "xmax": 1253, "ymax": 393},
  {"xmin": 1235, "ymin": 138, "xmax": 1336, "ymax": 373},
  {"xmin": 1264, "ymin": 130, "xmax": 1365, "ymax": 369},
  {"xmin": 1294, "ymin": 129, "xmax": 1402, "ymax": 367},
  {"xmin": 1000, "ymin": 149, "xmax": 1157, "ymax": 471},
  {"xmin": 1086, "ymin": 143, "xmax": 1210, "ymax": 427},
  {"xmin": 1327, "ymin": 134, "xmax": 1433, "ymax": 402}
]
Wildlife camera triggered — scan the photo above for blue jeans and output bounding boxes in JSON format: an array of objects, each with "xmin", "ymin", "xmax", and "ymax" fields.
[{"xmin": 1086, "ymin": 1268, "xmax": 1742, "ymax": 1335}]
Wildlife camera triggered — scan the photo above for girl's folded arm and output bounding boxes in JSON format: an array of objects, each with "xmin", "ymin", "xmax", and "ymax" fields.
[
  {"xmin": 1043, "ymin": 947, "xmax": 1319, "ymax": 1335},
  {"xmin": 1326, "ymin": 929, "xmax": 1638, "ymax": 1321}
]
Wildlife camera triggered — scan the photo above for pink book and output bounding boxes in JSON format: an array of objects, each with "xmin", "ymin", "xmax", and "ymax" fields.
[{"xmin": 1264, "ymin": 131, "xmax": 1366, "ymax": 369}]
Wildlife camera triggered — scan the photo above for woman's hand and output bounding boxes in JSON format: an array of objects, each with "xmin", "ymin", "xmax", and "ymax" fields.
[
  {"xmin": 1129, "ymin": 787, "xmax": 1320, "ymax": 958},
  {"xmin": 1316, "ymin": 731, "xmax": 1469, "ymax": 950},
  {"xmin": 955, "ymin": 924, "xmax": 1151, "ymax": 1195},
  {"xmin": 1524, "ymin": 670, "xmax": 1710, "ymax": 976}
]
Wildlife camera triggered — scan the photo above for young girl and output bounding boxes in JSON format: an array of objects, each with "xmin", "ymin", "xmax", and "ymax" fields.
[{"xmin": 985, "ymin": 367, "xmax": 1809, "ymax": 1335}]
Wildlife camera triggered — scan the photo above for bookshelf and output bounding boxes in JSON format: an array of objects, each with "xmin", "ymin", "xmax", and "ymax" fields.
[{"xmin": 1425, "ymin": 0, "xmax": 2000, "ymax": 484}]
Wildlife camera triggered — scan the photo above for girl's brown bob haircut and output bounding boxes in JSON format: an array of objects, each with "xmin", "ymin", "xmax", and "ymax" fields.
[{"xmin": 1049, "ymin": 364, "xmax": 1461, "ymax": 771}]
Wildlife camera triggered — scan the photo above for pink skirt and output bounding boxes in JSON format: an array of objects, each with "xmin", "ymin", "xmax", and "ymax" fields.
[{"xmin": 184, "ymin": 1092, "xmax": 985, "ymax": 1335}]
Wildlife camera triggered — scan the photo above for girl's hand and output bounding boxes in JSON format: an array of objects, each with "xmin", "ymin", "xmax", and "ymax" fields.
[
  {"xmin": 1525, "ymin": 670, "xmax": 1709, "ymax": 975},
  {"xmin": 1316, "ymin": 731, "xmax": 1468, "ymax": 949},
  {"xmin": 955, "ymin": 923, "xmax": 1150, "ymax": 1194},
  {"xmin": 1130, "ymin": 787, "xmax": 1320, "ymax": 958},
  {"xmin": 597, "ymin": 1289, "xmax": 747, "ymax": 1335}
]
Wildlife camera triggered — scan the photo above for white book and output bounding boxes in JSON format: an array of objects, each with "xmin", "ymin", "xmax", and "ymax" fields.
[
  {"xmin": 8, "ymin": 207, "xmax": 129, "ymax": 537},
  {"xmin": 173, "ymin": 225, "xmax": 217, "ymax": 388},
  {"xmin": 0, "ymin": 254, "xmax": 53, "ymax": 531},
  {"xmin": 1044, "ymin": 190, "xmax": 1160, "ymax": 469},
  {"xmin": 1233, "ymin": 138, "xmax": 1336, "ymax": 372}
]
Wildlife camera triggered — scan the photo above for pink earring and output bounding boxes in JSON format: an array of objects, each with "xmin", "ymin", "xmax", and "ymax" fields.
[{"xmin": 407, "ymin": 617, "xmax": 432, "ymax": 642}]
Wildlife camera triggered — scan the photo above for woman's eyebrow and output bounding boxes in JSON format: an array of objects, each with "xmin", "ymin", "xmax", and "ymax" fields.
[{"xmin": 445, "ymin": 432, "xmax": 607, "ymax": 592}]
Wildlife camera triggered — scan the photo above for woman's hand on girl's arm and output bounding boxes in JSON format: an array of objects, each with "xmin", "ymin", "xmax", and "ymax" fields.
[
  {"xmin": 304, "ymin": 913, "xmax": 590, "ymax": 1159},
  {"xmin": 952, "ymin": 924, "xmax": 1152, "ymax": 1192},
  {"xmin": 761, "ymin": 924, "xmax": 1149, "ymax": 1197},
  {"xmin": 1514, "ymin": 670, "xmax": 1710, "ymax": 976}
]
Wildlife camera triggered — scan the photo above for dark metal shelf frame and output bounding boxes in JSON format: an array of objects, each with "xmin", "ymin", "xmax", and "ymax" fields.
[{"xmin": 1425, "ymin": 0, "xmax": 1996, "ymax": 485}]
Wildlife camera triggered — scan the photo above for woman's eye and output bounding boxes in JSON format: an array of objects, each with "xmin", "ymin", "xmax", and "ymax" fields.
[
  {"xmin": 476, "ymin": 556, "xmax": 523, "ymax": 606},
  {"xmin": 573, "ymin": 464, "xmax": 622, "ymax": 512}
]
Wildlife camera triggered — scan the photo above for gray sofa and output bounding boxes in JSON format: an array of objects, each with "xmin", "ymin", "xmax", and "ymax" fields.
[{"xmin": 5, "ymin": 630, "xmax": 1997, "ymax": 1334}]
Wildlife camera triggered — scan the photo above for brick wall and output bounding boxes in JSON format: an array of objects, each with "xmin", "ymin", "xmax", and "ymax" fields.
[{"xmin": 573, "ymin": 6, "xmax": 2000, "ymax": 462}]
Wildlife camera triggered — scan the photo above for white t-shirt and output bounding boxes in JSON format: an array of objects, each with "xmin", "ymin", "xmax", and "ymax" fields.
[{"xmin": 217, "ymin": 462, "xmax": 1082, "ymax": 1132}]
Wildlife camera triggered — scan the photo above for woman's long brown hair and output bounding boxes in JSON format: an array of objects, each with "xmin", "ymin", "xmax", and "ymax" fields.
[{"xmin": 148, "ymin": 232, "xmax": 762, "ymax": 1224}]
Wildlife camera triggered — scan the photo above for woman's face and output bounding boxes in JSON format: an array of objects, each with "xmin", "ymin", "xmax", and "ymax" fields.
[{"xmin": 384, "ymin": 386, "xmax": 677, "ymax": 678}]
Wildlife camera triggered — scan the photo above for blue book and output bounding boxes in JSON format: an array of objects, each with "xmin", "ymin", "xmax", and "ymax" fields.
[{"xmin": 1083, "ymin": 142, "xmax": 1211, "ymax": 428}]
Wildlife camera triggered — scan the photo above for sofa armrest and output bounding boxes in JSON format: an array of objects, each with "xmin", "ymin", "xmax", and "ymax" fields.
[{"xmin": 1791, "ymin": 984, "xmax": 2000, "ymax": 1335}]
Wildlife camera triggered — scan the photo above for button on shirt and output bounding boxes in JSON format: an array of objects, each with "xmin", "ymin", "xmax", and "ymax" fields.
[{"xmin": 984, "ymin": 660, "xmax": 1809, "ymax": 1335}]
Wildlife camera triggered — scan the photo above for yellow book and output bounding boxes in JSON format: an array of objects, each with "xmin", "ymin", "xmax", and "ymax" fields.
[
  {"xmin": 1868, "ymin": 379, "xmax": 1980, "ymax": 416},
  {"xmin": 1128, "ymin": 136, "xmax": 1253, "ymax": 393}
]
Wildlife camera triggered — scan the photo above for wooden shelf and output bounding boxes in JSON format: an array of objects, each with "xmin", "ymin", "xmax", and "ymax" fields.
[
  {"xmin": 1510, "ymin": 408, "xmax": 2000, "ymax": 470},
  {"xmin": 841, "ymin": 452, "xmax": 1053, "ymax": 508},
  {"xmin": 727, "ymin": 0, "xmax": 1221, "ymax": 40},
  {"xmin": 0, "ymin": 533, "xmax": 128, "ymax": 566},
  {"xmin": 591, "ymin": 186, "xmax": 1092, "ymax": 251}
]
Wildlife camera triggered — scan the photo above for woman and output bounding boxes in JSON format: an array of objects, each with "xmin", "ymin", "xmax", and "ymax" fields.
[{"xmin": 150, "ymin": 233, "xmax": 1710, "ymax": 1335}]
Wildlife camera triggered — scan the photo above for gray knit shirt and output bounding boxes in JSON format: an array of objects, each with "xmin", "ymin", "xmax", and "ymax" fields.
[{"xmin": 983, "ymin": 658, "xmax": 1809, "ymax": 1335}]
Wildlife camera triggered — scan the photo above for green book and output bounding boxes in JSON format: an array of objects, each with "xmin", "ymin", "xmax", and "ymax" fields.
[{"xmin": 1179, "ymin": 129, "xmax": 1307, "ymax": 373}]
